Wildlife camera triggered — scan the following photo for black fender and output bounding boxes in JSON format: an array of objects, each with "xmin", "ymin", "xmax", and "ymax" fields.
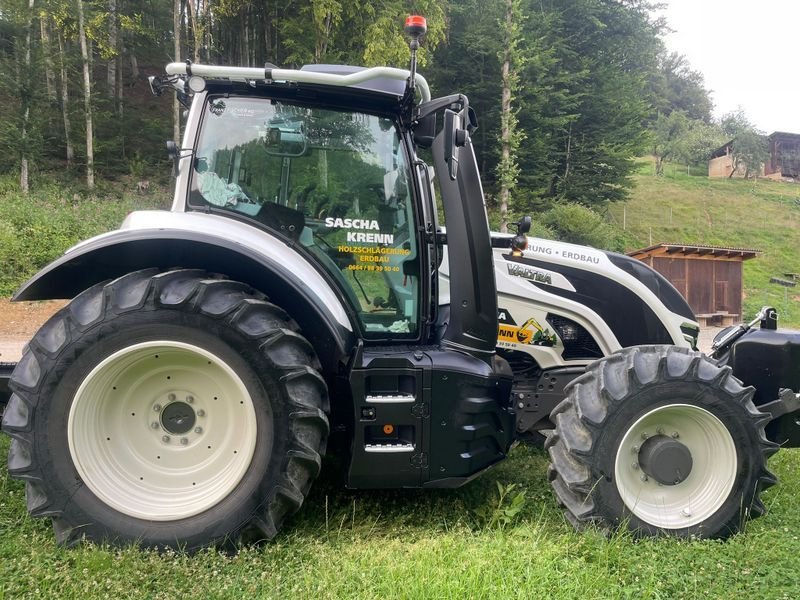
[{"xmin": 15, "ymin": 229, "xmax": 355, "ymax": 372}]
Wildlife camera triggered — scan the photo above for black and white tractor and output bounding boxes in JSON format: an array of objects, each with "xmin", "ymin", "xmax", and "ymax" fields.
[{"xmin": 2, "ymin": 17, "xmax": 799, "ymax": 550}]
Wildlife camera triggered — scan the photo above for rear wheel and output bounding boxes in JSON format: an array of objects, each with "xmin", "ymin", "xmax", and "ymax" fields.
[
  {"xmin": 546, "ymin": 346, "xmax": 777, "ymax": 539},
  {"xmin": 2, "ymin": 269, "xmax": 329, "ymax": 550}
]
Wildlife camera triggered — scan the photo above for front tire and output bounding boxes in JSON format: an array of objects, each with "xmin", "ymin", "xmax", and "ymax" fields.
[
  {"xmin": 2, "ymin": 269, "xmax": 329, "ymax": 550},
  {"xmin": 546, "ymin": 346, "xmax": 777, "ymax": 539}
]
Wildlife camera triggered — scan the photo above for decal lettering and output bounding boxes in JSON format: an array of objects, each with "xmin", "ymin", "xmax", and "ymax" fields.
[
  {"xmin": 326, "ymin": 217, "xmax": 394, "ymax": 245},
  {"xmin": 496, "ymin": 317, "xmax": 558, "ymax": 348},
  {"xmin": 346, "ymin": 231, "xmax": 394, "ymax": 243},
  {"xmin": 325, "ymin": 217, "xmax": 381, "ymax": 230},
  {"xmin": 562, "ymin": 250, "xmax": 600, "ymax": 265},
  {"xmin": 498, "ymin": 308, "xmax": 517, "ymax": 325},
  {"xmin": 334, "ymin": 244, "xmax": 408, "ymax": 272},
  {"xmin": 507, "ymin": 263, "xmax": 553, "ymax": 285}
]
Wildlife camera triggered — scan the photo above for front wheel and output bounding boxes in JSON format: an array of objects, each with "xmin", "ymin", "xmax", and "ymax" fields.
[
  {"xmin": 2, "ymin": 269, "xmax": 329, "ymax": 550},
  {"xmin": 546, "ymin": 346, "xmax": 777, "ymax": 539}
]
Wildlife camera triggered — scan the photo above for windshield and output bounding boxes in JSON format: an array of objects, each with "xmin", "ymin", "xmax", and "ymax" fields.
[{"xmin": 189, "ymin": 96, "xmax": 420, "ymax": 339}]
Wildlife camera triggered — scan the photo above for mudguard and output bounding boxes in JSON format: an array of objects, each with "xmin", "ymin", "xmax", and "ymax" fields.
[{"xmin": 15, "ymin": 210, "xmax": 355, "ymax": 370}]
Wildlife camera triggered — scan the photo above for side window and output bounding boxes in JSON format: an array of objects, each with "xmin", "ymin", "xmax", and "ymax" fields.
[{"xmin": 190, "ymin": 97, "xmax": 420, "ymax": 339}]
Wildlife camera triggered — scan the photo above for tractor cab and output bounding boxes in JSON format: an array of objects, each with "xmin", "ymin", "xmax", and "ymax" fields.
[{"xmin": 184, "ymin": 90, "xmax": 422, "ymax": 339}]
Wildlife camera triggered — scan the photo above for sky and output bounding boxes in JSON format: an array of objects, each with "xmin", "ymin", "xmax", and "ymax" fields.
[{"xmin": 655, "ymin": 0, "xmax": 800, "ymax": 134}]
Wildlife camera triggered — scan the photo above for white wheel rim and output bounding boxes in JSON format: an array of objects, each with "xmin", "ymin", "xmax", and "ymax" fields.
[
  {"xmin": 68, "ymin": 341, "xmax": 259, "ymax": 520},
  {"xmin": 613, "ymin": 404, "xmax": 737, "ymax": 529}
]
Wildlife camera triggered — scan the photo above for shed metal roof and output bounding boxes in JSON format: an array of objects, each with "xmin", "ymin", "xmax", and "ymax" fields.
[{"xmin": 628, "ymin": 243, "xmax": 760, "ymax": 260}]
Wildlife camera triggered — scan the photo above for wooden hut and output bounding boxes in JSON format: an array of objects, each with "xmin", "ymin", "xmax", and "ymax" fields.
[
  {"xmin": 765, "ymin": 131, "xmax": 800, "ymax": 179},
  {"xmin": 628, "ymin": 243, "xmax": 759, "ymax": 327}
]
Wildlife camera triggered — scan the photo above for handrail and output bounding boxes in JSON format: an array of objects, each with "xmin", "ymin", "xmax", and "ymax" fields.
[{"xmin": 164, "ymin": 63, "xmax": 431, "ymax": 103}]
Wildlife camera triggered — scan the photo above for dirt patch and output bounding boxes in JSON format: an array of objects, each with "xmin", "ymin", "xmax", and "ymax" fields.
[
  {"xmin": 0, "ymin": 299, "xmax": 67, "ymax": 339},
  {"xmin": 0, "ymin": 299, "xmax": 67, "ymax": 362},
  {"xmin": 0, "ymin": 298, "xmax": 67, "ymax": 350}
]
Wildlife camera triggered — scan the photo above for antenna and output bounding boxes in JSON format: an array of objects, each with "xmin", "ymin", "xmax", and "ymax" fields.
[{"xmin": 404, "ymin": 15, "xmax": 427, "ymax": 97}]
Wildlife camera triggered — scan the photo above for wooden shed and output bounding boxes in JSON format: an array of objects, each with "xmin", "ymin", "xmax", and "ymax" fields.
[
  {"xmin": 765, "ymin": 131, "xmax": 800, "ymax": 179},
  {"xmin": 628, "ymin": 243, "xmax": 759, "ymax": 327}
]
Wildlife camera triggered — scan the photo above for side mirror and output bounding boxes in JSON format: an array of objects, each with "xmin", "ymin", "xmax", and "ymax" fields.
[
  {"xmin": 443, "ymin": 109, "xmax": 465, "ymax": 181},
  {"xmin": 413, "ymin": 112, "xmax": 436, "ymax": 148},
  {"xmin": 148, "ymin": 75, "xmax": 162, "ymax": 96},
  {"xmin": 517, "ymin": 215, "xmax": 532, "ymax": 235},
  {"xmin": 166, "ymin": 140, "xmax": 179, "ymax": 176}
]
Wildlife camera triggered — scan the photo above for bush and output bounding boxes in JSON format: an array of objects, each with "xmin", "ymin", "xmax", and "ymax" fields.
[
  {"xmin": 539, "ymin": 203, "xmax": 622, "ymax": 251},
  {"xmin": 0, "ymin": 178, "xmax": 169, "ymax": 297}
]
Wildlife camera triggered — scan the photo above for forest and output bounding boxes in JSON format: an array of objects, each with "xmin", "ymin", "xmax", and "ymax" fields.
[{"xmin": 0, "ymin": 0, "xmax": 767, "ymax": 231}]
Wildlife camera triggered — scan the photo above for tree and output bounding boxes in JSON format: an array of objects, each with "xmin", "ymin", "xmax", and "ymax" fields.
[
  {"xmin": 652, "ymin": 110, "xmax": 689, "ymax": 175},
  {"xmin": 497, "ymin": 0, "xmax": 524, "ymax": 233},
  {"xmin": 721, "ymin": 110, "xmax": 768, "ymax": 179},
  {"xmin": 649, "ymin": 52, "xmax": 713, "ymax": 123},
  {"xmin": 675, "ymin": 119, "xmax": 726, "ymax": 169},
  {"xmin": 173, "ymin": 0, "xmax": 181, "ymax": 144},
  {"xmin": 20, "ymin": 0, "xmax": 36, "ymax": 193},
  {"xmin": 77, "ymin": 0, "xmax": 94, "ymax": 189}
]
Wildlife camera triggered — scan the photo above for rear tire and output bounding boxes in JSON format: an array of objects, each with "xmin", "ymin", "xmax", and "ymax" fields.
[
  {"xmin": 546, "ymin": 346, "xmax": 777, "ymax": 539},
  {"xmin": 2, "ymin": 269, "xmax": 329, "ymax": 550}
]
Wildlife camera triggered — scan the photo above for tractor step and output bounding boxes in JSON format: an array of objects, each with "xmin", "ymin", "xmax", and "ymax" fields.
[{"xmin": 364, "ymin": 443, "xmax": 416, "ymax": 453}]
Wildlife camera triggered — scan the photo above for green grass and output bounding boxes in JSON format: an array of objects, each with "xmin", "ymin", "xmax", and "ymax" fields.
[
  {"xmin": 0, "ymin": 176, "xmax": 170, "ymax": 297},
  {"xmin": 2, "ymin": 433, "xmax": 800, "ymax": 599},
  {"xmin": 611, "ymin": 160, "xmax": 800, "ymax": 326}
]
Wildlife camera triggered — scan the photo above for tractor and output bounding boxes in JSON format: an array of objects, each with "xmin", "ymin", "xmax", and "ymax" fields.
[{"xmin": 2, "ymin": 16, "xmax": 799, "ymax": 550}]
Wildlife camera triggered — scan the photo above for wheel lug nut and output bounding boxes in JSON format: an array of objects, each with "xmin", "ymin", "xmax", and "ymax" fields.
[
  {"xmin": 671, "ymin": 431, "xmax": 680, "ymax": 439},
  {"xmin": 153, "ymin": 404, "xmax": 161, "ymax": 412},
  {"xmin": 197, "ymin": 410, "xmax": 205, "ymax": 417},
  {"xmin": 168, "ymin": 393, "xmax": 176, "ymax": 402},
  {"xmin": 681, "ymin": 508, "xmax": 692, "ymax": 517},
  {"xmin": 640, "ymin": 432, "xmax": 649, "ymax": 440},
  {"xmin": 151, "ymin": 422, "xmax": 159, "ymax": 429},
  {"xmin": 631, "ymin": 462, "xmax": 639, "ymax": 470},
  {"xmin": 180, "ymin": 437, "xmax": 189, "ymax": 445},
  {"xmin": 656, "ymin": 426, "xmax": 664, "ymax": 434},
  {"xmin": 632, "ymin": 445, "xmax": 640, "ymax": 453},
  {"xmin": 194, "ymin": 427, "xmax": 203, "ymax": 434},
  {"xmin": 186, "ymin": 396, "xmax": 194, "ymax": 404},
  {"xmin": 641, "ymin": 474, "xmax": 648, "ymax": 482},
  {"xmin": 162, "ymin": 435, "xmax": 171, "ymax": 443}
]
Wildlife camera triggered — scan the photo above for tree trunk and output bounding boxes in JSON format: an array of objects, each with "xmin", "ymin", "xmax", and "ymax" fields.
[
  {"xmin": 78, "ymin": 0, "xmax": 95, "ymax": 189},
  {"xmin": 20, "ymin": 0, "xmax": 35, "ymax": 194},
  {"xmin": 57, "ymin": 32, "xmax": 74, "ymax": 165},
  {"xmin": 241, "ymin": 13, "xmax": 250, "ymax": 66},
  {"xmin": 497, "ymin": 0, "xmax": 516, "ymax": 234},
  {"xmin": 117, "ymin": 34, "xmax": 125, "ymax": 155},
  {"xmin": 129, "ymin": 52, "xmax": 139, "ymax": 80},
  {"xmin": 173, "ymin": 0, "xmax": 181, "ymax": 144},
  {"xmin": 187, "ymin": 0, "xmax": 202, "ymax": 63},
  {"xmin": 107, "ymin": 0, "xmax": 118, "ymax": 98},
  {"xmin": 205, "ymin": 0, "xmax": 213, "ymax": 61},
  {"xmin": 40, "ymin": 14, "xmax": 57, "ymax": 102},
  {"xmin": 264, "ymin": 9, "xmax": 272, "ymax": 63}
]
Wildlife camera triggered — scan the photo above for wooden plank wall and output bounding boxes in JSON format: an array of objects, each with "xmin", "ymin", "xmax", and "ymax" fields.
[{"xmin": 652, "ymin": 256, "xmax": 743, "ymax": 316}]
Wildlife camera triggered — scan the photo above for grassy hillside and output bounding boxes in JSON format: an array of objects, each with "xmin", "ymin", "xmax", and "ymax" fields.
[{"xmin": 609, "ymin": 160, "xmax": 800, "ymax": 327}]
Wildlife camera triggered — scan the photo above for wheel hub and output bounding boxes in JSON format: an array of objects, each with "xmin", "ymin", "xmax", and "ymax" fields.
[
  {"xmin": 638, "ymin": 434, "xmax": 693, "ymax": 485},
  {"xmin": 68, "ymin": 341, "xmax": 259, "ymax": 520},
  {"xmin": 160, "ymin": 401, "xmax": 196, "ymax": 435},
  {"xmin": 614, "ymin": 403, "xmax": 738, "ymax": 529}
]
